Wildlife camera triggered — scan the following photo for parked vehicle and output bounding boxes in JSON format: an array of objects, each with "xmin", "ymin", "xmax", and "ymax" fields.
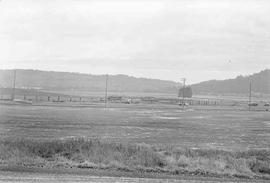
[
  {"xmin": 248, "ymin": 102, "xmax": 258, "ymax": 106},
  {"xmin": 179, "ymin": 102, "xmax": 189, "ymax": 106}
]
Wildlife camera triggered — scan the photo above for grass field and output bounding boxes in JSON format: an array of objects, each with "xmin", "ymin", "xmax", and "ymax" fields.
[
  {"xmin": 0, "ymin": 104, "xmax": 269, "ymax": 150},
  {"xmin": 0, "ymin": 103, "xmax": 270, "ymax": 180}
]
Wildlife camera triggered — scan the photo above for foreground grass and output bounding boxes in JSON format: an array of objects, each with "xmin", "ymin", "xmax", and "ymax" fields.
[{"xmin": 0, "ymin": 138, "xmax": 269, "ymax": 179}]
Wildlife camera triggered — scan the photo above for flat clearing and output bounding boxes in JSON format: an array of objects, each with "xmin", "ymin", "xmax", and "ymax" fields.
[{"xmin": 1, "ymin": 104, "xmax": 269, "ymax": 150}]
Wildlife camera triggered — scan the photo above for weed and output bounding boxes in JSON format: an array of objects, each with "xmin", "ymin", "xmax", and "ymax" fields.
[{"xmin": 0, "ymin": 138, "xmax": 269, "ymax": 179}]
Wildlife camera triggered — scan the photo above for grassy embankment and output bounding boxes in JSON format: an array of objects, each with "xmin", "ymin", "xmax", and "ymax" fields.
[{"xmin": 0, "ymin": 138, "xmax": 269, "ymax": 179}]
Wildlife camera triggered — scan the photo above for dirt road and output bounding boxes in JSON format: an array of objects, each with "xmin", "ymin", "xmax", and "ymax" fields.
[{"xmin": 0, "ymin": 170, "xmax": 268, "ymax": 183}]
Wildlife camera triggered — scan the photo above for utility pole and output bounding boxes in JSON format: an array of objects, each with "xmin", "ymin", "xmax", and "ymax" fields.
[
  {"xmin": 35, "ymin": 86, "xmax": 39, "ymax": 102},
  {"xmin": 11, "ymin": 69, "xmax": 16, "ymax": 101},
  {"xmin": 182, "ymin": 78, "xmax": 186, "ymax": 109},
  {"xmin": 249, "ymin": 80, "xmax": 251, "ymax": 111},
  {"xmin": 105, "ymin": 74, "xmax": 108, "ymax": 108},
  {"xmin": 182, "ymin": 78, "xmax": 186, "ymax": 99}
]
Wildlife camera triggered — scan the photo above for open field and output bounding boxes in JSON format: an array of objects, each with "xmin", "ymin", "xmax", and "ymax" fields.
[
  {"xmin": 0, "ymin": 103, "xmax": 270, "ymax": 180},
  {"xmin": 0, "ymin": 104, "xmax": 269, "ymax": 150}
]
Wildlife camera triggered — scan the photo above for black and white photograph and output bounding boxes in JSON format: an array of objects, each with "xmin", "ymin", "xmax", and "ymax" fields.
[{"xmin": 0, "ymin": 0, "xmax": 269, "ymax": 182}]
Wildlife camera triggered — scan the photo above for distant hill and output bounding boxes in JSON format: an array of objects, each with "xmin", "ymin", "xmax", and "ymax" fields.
[
  {"xmin": 191, "ymin": 69, "xmax": 270, "ymax": 95},
  {"xmin": 1, "ymin": 69, "xmax": 269, "ymax": 96},
  {"xmin": 0, "ymin": 69, "xmax": 179, "ymax": 94}
]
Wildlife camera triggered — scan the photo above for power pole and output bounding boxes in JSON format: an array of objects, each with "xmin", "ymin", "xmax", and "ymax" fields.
[
  {"xmin": 182, "ymin": 78, "xmax": 186, "ymax": 99},
  {"xmin": 105, "ymin": 74, "xmax": 108, "ymax": 108},
  {"xmin": 36, "ymin": 90, "xmax": 39, "ymax": 102},
  {"xmin": 249, "ymin": 80, "xmax": 251, "ymax": 111},
  {"xmin": 182, "ymin": 78, "xmax": 186, "ymax": 109},
  {"xmin": 11, "ymin": 69, "xmax": 16, "ymax": 101}
]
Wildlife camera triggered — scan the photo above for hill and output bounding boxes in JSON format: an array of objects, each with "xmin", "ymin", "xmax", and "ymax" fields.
[
  {"xmin": 1, "ymin": 69, "xmax": 269, "ymax": 96},
  {"xmin": 191, "ymin": 69, "xmax": 270, "ymax": 95},
  {"xmin": 0, "ymin": 69, "xmax": 179, "ymax": 94}
]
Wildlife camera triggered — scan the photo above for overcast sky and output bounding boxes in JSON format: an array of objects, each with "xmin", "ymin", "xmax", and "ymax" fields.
[{"xmin": 0, "ymin": 0, "xmax": 269, "ymax": 84}]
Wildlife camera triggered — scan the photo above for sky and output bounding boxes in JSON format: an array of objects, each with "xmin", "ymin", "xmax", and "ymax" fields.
[{"xmin": 0, "ymin": 0, "xmax": 269, "ymax": 84}]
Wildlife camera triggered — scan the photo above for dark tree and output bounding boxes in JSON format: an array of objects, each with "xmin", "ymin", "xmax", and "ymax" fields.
[{"xmin": 178, "ymin": 86, "xmax": 192, "ymax": 98}]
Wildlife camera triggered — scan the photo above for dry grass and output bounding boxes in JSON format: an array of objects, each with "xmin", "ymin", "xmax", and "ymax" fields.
[{"xmin": 0, "ymin": 138, "xmax": 269, "ymax": 179}]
